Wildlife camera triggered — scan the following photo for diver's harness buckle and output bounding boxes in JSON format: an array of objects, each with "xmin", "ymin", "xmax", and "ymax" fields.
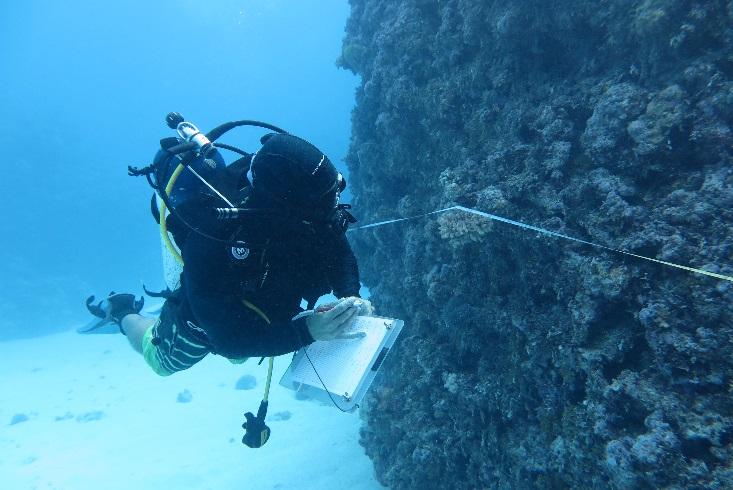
[{"xmin": 332, "ymin": 204, "xmax": 357, "ymax": 234}]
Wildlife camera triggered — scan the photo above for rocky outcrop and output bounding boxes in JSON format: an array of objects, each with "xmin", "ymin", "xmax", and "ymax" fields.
[{"xmin": 340, "ymin": 1, "xmax": 733, "ymax": 488}]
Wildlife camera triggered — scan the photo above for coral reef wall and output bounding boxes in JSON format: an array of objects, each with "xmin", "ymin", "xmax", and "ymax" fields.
[{"xmin": 340, "ymin": 1, "xmax": 733, "ymax": 488}]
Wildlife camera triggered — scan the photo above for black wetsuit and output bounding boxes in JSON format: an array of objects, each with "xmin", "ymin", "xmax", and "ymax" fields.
[
  {"xmin": 154, "ymin": 151, "xmax": 361, "ymax": 360},
  {"xmin": 179, "ymin": 208, "xmax": 361, "ymax": 358},
  {"xmin": 141, "ymin": 140, "xmax": 360, "ymax": 376}
]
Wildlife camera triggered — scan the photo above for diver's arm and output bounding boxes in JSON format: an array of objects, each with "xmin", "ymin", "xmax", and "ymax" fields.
[
  {"xmin": 186, "ymin": 291, "xmax": 315, "ymax": 358},
  {"xmin": 326, "ymin": 233, "xmax": 361, "ymax": 298}
]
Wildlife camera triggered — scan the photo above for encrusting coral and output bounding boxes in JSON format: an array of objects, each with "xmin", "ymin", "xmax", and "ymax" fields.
[
  {"xmin": 437, "ymin": 211, "xmax": 493, "ymax": 247},
  {"xmin": 341, "ymin": 1, "xmax": 733, "ymax": 489}
]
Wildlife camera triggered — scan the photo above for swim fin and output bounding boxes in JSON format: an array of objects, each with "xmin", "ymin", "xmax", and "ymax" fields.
[{"xmin": 79, "ymin": 292, "xmax": 144, "ymax": 334}]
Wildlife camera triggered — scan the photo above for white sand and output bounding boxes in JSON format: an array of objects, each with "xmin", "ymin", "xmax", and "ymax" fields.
[{"xmin": 0, "ymin": 330, "xmax": 385, "ymax": 490}]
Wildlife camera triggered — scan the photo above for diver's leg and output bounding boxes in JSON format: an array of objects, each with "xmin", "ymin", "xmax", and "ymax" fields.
[
  {"xmin": 134, "ymin": 296, "xmax": 210, "ymax": 376},
  {"xmin": 120, "ymin": 314, "xmax": 155, "ymax": 354}
]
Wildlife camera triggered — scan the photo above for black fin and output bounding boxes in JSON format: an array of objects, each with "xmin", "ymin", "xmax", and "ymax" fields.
[{"xmin": 143, "ymin": 284, "xmax": 173, "ymax": 299}]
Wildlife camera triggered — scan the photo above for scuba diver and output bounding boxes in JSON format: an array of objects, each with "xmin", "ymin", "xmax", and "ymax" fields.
[{"xmin": 83, "ymin": 114, "xmax": 372, "ymax": 446}]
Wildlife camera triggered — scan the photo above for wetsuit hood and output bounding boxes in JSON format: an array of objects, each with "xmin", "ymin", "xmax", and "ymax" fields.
[{"xmin": 251, "ymin": 133, "xmax": 340, "ymax": 217}]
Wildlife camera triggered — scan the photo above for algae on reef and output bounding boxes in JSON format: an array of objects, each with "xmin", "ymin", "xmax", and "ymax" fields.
[{"xmin": 341, "ymin": 1, "xmax": 733, "ymax": 488}]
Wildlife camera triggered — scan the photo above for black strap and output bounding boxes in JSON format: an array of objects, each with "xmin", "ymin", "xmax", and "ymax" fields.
[{"xmin": 143, "ymin": 284, "xmax": 174, "ymax": 299}]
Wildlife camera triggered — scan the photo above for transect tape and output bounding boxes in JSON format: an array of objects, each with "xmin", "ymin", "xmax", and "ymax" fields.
[{"xmin": 350, "ymin": 205, "xmax": 733, "ymax": 284}]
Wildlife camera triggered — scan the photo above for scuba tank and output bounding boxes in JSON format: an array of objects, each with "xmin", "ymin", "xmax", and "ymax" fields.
[{"xmin": 150, "ymin": 147, "xmax": 227, "ymax": 207}]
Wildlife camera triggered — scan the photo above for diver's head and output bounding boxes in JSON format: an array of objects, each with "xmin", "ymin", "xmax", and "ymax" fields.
[{"xmin": 251, "ymin": 133, "xmax": 345, "ymax": 219}]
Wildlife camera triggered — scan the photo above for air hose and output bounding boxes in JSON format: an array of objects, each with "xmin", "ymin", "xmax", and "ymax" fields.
[
  {"xmin": 160, "ymin": 163, "xmax": 186, "ymax": 264},
  {"xmin": 241, "ymin": 300, "xmax": 275, "ymax": 449}
]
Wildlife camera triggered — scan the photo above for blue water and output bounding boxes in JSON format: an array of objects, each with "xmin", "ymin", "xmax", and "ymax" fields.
[{"xmin": 0, "ymin": 0, "xmax": 358, "ymax": 340}]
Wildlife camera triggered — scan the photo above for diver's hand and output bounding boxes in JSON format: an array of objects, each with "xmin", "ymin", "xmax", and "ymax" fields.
[
  {"xmin": 305, "ymin": 297, "xmax": 360, "ymax": 341},
  {"xmin": 352, "ymin": 297, "xmax": 374, "ymax": 317}
]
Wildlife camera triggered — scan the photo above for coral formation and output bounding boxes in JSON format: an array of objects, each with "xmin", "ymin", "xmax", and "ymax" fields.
[
  {"xmin": 176, "ymin": 389, "xmax": 193, "ymax": 403},
  {"xmin": 437, "ymin": 210, "xmax": 493, "ymax": 247},
  {"xmin": 235, "ymin": 374, "xmax": 258, "ymax": 390},
  {"xmin": 9, "ymin": 413, "xmax": 29, "ymax": 426},
  {"xmin": 341, "ymin": 1, "xmax": 733, "ymax": 488},
  {"xmin": 75, "ymin": 411, "xmax": 105, "ymax": 423}
]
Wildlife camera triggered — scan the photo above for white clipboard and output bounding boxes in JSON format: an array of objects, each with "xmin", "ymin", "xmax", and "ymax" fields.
[{"xmin": 279, "ymin": 315, "xmax": 404, "ymax": 411}]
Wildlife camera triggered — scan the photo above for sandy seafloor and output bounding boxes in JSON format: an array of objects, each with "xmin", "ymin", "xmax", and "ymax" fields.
[{"xmin": 0, "ymin": 328, "xmax": 384, "ymax": 490}]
